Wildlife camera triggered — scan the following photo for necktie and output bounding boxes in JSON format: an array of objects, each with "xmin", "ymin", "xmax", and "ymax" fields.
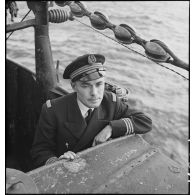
[{"xmin": 85, "ymin": 109, "xmax": 93, "ymax": 125}]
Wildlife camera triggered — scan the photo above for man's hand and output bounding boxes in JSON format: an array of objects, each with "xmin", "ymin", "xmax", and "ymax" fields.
[
  {"xmin": 59, "ymin": 151, "xmax": 77, "ymax": 161},
  {"xmin": 92, "ymin": 125, "xmax": 112, "ymax": 146}
]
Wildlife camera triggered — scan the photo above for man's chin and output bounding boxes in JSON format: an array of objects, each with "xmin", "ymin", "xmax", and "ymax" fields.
[
  {"xmin": 88, "ymin": 100, "xmax": 102, "ymax": 108},
  {"xmin": 89, "ymin": 103, "xmax": 100, "ymax": 108}
]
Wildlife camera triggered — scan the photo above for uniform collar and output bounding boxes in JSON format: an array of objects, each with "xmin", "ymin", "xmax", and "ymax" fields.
[{"xmin": 77, "ymin": 97, "xmax": 94, "ymax": 118}]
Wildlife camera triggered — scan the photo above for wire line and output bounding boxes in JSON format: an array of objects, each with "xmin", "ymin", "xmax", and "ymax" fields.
[
  {"xmin": 74, "ymin": 18, "xmax": 189, "ymax": 81},
  {"xmin": 6, "ymin": 9, "xmax": 32, "ymax": 40}
]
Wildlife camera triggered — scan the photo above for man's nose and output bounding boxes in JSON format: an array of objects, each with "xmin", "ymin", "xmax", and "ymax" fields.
[{"xmin": 90, "ymin": 86, "xmax": 97, "ymax": 96}]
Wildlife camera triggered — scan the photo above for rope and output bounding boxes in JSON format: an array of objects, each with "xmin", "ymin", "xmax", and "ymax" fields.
[
  {"xmin": 6, "ymin": 9, "xmax": 32, "ymax": 40},
  {"xmin": 74, "ymin": 18, "xmax": 189, "ymax": 81}
]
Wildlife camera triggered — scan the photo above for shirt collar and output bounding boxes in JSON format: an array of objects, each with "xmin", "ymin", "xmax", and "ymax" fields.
[{"xmin": 77, "ymin": 97, "xmax": 94, "ymax": 118}]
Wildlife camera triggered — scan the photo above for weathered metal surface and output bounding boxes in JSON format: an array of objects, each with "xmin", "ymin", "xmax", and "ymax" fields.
[
  {"xmin": 6, "ymin": 168, "xmax": 39, "ymax": 194},
  {"xmin": 28, "ymin": 135, "xmax": 188, "ymax": 194}
]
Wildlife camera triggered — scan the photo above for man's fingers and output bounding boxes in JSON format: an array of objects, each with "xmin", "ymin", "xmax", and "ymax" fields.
[
  {"xmin": 67, "ymin": 151, "xmax": 76, "ymax": 158},
  {"xmin": 92, "ymin": 138, "xmax": 103, "ymax": 147},
  {"xmin": 94, "ymin": 135, "xmax": 107, "ymax": 145},
  {"xmin": 59, "ymin": 153, "xmax": 74, "ymax": 160},
  {"xmin": 92, "ymin": 139, "xmax": 96, "ymax": 147},
  {"xmin": 92, "ymin": 125, "xmax": 112, "ymax": 147},
  {"xmin": 59, "ymin": 151, "xmax": 77, "ymax": 160},
  {"xmin": 69, "ymin": 151, "xmax": 77, "ymax": 159}
]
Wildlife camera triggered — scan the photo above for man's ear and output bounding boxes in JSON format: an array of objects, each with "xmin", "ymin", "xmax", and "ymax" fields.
[{"xmin": 70, "ymin": 81, "xmax": 76, "ymax": 91}]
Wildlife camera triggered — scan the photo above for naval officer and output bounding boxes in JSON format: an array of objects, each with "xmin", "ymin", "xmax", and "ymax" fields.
[{"xmin": 31, "ymin": 54, "xmax": 152, "ymax": 168}]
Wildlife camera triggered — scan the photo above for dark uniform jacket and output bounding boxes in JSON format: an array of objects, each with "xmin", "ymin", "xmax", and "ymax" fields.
[{"xmin": 31, "ymin": 91, "xmax": 152, "ymax": 168}]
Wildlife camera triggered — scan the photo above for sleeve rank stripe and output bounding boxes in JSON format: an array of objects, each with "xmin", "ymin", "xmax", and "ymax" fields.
[
  {"xmin": 122, "ymin": 118, "xmax": 129, "ymax": 135},
  {"xmin": 127, "ymin": 118, "xmax": 134, "ymax": 134},
  {"xmin": 122, "ymin": 118, "xmax": 134, "ymax": 135},
  {"xmin": 126, "ymin": 118, "xmax": 132, "ymax": 134},
  {"xmin": 122, "ymin": 118, "xmax": 132, "ymax": 135}
]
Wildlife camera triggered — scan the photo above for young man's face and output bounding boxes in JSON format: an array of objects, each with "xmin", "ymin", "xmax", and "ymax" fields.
[{"xmin": 71, "ymin": 77, "xmax": 105, "ymax": 108}]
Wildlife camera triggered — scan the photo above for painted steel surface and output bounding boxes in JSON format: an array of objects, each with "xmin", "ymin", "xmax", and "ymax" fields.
[{"xmin": 28, "ymin": 135, "xmax": 188, "ymax": 194}]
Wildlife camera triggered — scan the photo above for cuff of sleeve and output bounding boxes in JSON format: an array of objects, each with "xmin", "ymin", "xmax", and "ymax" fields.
[
  {"xmin": 109, "ymin": 119, "xmax": 127, "ymax": 138},
  {"xmin": 110, "ymin": 118, "xmax": 134, "ymax": 138},
  {"xmin": 45, "ymin": 156, "xmax": 58, "ymax": 165}
]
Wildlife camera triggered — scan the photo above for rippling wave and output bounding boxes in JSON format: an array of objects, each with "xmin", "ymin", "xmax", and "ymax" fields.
[{"xmin": 6, "ymin": 1, "xmax": 189, "ymax": 167}]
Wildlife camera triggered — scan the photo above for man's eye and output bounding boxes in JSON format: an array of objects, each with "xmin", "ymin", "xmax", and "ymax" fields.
[
  {"xmin": 96, "ymin": 82, "xmax": 103, "ymax": 87},
  {"xmin": 81, "ymin": 84, "xmax": 88, "ymax": 88}
]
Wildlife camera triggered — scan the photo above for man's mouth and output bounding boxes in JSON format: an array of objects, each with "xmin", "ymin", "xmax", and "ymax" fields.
[{"xmin": 89, "ymin": 98, "xmax": 100, "ymax": 102}]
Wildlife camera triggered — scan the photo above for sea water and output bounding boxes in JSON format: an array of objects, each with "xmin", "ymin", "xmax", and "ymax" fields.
[{"xmin": 6, "ymin": 1, "xmax": 189, "ymax": 168}]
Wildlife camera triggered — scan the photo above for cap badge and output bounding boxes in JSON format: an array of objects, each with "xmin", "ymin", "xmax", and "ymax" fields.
[{"xmin": 88, "ymin": 54, "xmax": 96, "ymax": 65}]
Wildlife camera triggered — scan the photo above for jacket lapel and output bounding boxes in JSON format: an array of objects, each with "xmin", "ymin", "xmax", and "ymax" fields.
[
  {"xmin": 73, "ymin": 104, "xmax": 109, "ymax": 152},
  {"xmin": 64, "ymin": 93, "xmax": 87, "ymax": 139}
]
